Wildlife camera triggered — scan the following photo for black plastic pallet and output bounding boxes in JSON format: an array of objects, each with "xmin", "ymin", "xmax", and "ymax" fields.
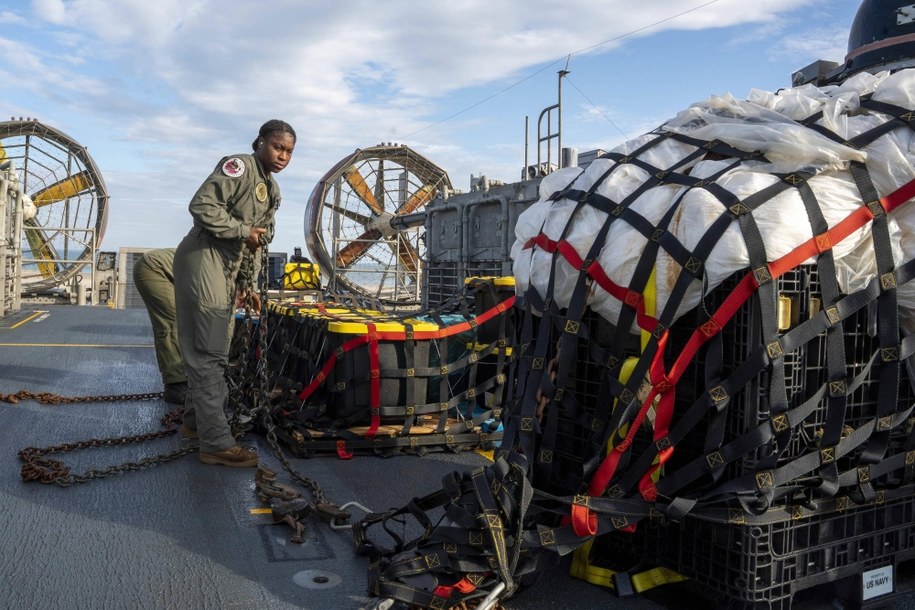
[{"xmin": 588, "ymin": 489, "xmax": 915, "ymax": 609}]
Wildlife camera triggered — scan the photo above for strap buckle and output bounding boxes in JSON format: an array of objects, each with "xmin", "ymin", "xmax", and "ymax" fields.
[{"xmin": 612, "ymin": 570, "xmax": 637, "ymax": 598}]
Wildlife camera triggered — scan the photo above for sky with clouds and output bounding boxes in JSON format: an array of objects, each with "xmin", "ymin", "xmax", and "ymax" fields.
[{"xmin": 1, "ymin": 0, "xmax": 862, "ymax": 257}]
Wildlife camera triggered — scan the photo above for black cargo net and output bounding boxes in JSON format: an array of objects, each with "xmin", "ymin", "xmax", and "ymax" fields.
[
  {"xmin": 355, "ymin": 85, "xmax": 915, "ymax": 609},
  {"xmin": 243, "ymin": 279, "xmax": 515, "ymax": 458}
]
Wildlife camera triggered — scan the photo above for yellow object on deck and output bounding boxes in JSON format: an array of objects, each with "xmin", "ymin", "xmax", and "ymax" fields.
[{"xmin": 283, "ymin": 262, "xmax": 321, "ymax": 290}]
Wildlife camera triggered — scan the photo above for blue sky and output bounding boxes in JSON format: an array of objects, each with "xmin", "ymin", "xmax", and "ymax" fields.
[{"xmin": 0, "ymin": 0, "xmax": 861, "ymax": 256}]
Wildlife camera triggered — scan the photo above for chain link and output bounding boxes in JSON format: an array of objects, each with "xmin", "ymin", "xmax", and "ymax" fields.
[
  {"xmin": 228, "ymin": 238, "xmax": 332, "ymax": 508},
  {"xmin": 2, "ymin": 389, "xmax": 165, "ymax": 405},
  {"xmin": 14, "ymin": 240, "xmax": 334, "ymax": 511},
  {"xmin": 17, "ymin": 406, "xmax": 195, "ymax": 486}
]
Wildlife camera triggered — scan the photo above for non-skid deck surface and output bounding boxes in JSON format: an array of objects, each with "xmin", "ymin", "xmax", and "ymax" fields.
[{"xmin": 1, "ymin": 305, "xmax": 913, "ymax": 610}]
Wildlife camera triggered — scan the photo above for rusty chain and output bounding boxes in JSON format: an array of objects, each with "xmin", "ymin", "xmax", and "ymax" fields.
[
  {"xmin": 13, "ymin": 241, "xmax": 348, "ymax": 590},
  {"xmin": 13, "ymin": 239, "xmax": 332, "ymax": 507},
  {"xmin": 232, "ymin": 239, "xmax": 333, "ymax": 509},
  {"xmin": 8, "ymin": 389, "xmax": 192, "ymax": 485},
  {"xmin": 17, "ymin": 405, "xmax": 195, "ymax": 486},
  {"xmin": 2, "ymin": 389, "xmax": 165, "ymax": 405}
]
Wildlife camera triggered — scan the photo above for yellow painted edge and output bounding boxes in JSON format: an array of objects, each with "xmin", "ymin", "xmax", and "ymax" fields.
[
  {"xmin": 327, "ymin": 321, "xmax": 439, "ymax": 334},
  {"xmin": 6, "ymin": 310, "xmax": 47, "ymax": 329}
]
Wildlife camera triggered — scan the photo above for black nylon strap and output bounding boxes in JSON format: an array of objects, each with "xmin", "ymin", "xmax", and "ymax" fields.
[{"xmin": 849, "ymin": 162, "xmax": 902, "ymax": 469}]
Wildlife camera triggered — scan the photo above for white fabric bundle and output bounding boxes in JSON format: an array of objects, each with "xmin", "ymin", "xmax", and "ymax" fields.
[
  {"xmin": 21, "ymin": 193, "xmax": 36, "ymax": 221},
  {"xmin": 512, "ymin": 68, "xmax": 915, "ymax": 333}
]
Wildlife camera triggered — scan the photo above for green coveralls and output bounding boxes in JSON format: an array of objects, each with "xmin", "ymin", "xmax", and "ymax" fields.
[
  {"xmin": 132, "ymin": 247, "xmax": 186, "ymax": 385},
  {"xmin": 173, "ymin": 154, "xmax": 279, "ymax": 453}
]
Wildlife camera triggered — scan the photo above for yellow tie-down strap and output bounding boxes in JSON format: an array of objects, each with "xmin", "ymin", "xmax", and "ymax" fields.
[
  {"xmin": 570, "ymin": 268, "xmax": 686, "ymax": 594},
  {"xmin": 570, "ymin": 544, "xmax": 687, "ymax": 595}
]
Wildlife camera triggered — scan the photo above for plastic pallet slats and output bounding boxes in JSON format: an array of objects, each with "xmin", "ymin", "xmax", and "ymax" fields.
[
  {"xmin": 596, "ymin": 492, "xmax": 915, "ymax": 609},
  {"xmin": 665, "ymin": 264, "xmax": 915, "ymax": 488}
]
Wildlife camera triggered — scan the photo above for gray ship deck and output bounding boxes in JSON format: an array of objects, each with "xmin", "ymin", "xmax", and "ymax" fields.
[{"xmin": 1, "ymin": 305, "xmax": 912, "ymax": 610}]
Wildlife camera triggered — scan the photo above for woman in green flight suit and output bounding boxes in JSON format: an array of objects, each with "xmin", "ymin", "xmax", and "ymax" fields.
[{"xmin": 173, "ymin": 119, "xmax": 296, "ymax": 467}]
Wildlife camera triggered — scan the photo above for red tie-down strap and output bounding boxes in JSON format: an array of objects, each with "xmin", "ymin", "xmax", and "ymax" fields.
[
  {"xmin": 571, "ymin": 495, "xmax": 599, "ymax": 537},
  {"xmin": 522, "ymin": 233, "xmax": 662, "ymax": 336},
  {"xmin": 431, "ymin": 575, "xmax": 479, "ymax": 601},
  {"xmin": 585, "ymin": 176, "xmax": 915, "ymax": 513},
  {"xmin": 335, "ymin": 440, "xmax": 353, "ymax": 460},
  {"xmin": 630, "ymin": 272, "xmax": 760, "ymax": 499},
  {"xmin": 295, "ymin": 295, "xmax": 516, "ymax": 405},
  {"xmin": 586, "ymin": 332, "xmax": 670, "ymax": 498},
  {"xmin": 296, "ymin": 333, "xmax": 366, "ymax": 401},
  {"xmin": 365, "ymin": 323, "xmax": 381, "ymax": 439},
  {"xmin": 294, "ymin": 295, "xmax": 517, "ymax": 438}
]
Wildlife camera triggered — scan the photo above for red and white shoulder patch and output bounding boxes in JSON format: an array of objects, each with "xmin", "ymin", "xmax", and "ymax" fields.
[{"xmin": 221, "ymin": 157, "xmax": 246, "ymax": 178}]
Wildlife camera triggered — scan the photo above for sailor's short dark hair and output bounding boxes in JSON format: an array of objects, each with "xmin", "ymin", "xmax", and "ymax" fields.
[{"xmin": 252, "ymin": 119, "xmax": 296, "ymax": 151}]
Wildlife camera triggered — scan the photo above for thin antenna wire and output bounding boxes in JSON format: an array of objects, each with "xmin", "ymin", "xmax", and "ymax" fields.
[
  {"xmin": 396, "ymin": 0, "xmax": 722, "ymax": 139},
  {"xmin": 396, "ymin": 59, "xmax": 565, "ymax": 138},
  {"xmin": 565, "ymin": 76, "xmax": 629, "ymax": 140},
  {"xmin": 568, "ymin": 0, "xmax": 722, "ymax": 56}
]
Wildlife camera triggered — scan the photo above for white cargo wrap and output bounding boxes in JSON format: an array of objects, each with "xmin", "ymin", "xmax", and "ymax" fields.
[{"xmin": 512, "ymin": 69, "xmax": 915, "ymax": 332}]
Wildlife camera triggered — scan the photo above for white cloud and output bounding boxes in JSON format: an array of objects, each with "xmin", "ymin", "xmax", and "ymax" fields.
[
  {"xmin": 5, "ymin": 0, "xmax": 861, "ymax": 256},
  {"xmin": 32, "ymin": 0, "xmax": 66, "ymax": 23},
  {"xmin": 0, "ymin": 8, "xmax": 25, "ymax": 24},
  {"xmin": 0, "ymin": 36, "xmax": 107, "ymax": 98},
  {"xmin": 31, "ymin": 0, "xmax": 202, "ymax": 44},
  {"xmin": 769, "ymin": 25, "xmax": 850, "ymax": 66},
  {"xmin": 26, "ymin": 1, "xmax": 826, "ymax": 110}
]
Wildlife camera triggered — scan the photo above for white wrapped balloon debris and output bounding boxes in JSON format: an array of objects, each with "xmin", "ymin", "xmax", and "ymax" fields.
[
  {"xmin": 513, "ymin": 69, "xmax": 915, "ymax": 332},
  {"xmin": 504, "ymin": 67, "xmax": 915, "ymax": 513}
]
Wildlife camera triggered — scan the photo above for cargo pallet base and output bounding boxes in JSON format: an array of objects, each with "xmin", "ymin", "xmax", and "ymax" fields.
[
  {"xmin": 584, "ymin": 486, "xmax": 915, "ymax": 609},
  {"xmin": 272, "ymin": 415, "xmax": 502, "ymax": 458}
]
